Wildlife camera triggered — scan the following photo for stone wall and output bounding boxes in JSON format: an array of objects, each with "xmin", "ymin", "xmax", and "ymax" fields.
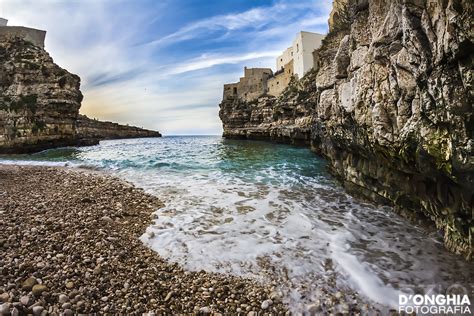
[
  {"xmin": 223, "ymin": 67, "xmax": 273, "ymax": 102},
  {"xmin": 0, "ymin": 26, "xmax": 46, "ymax": 48},
  {"xmin": 268, "ymin": 60, "xmax": 294, "ymax": 97},
  {"xmin": 220, "ymin": 0, "xmax": 473, "ymax": 258}
]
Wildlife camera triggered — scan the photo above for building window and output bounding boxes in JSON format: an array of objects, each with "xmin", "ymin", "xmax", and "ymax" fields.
[
  {"xmin": 296, "ymin": 44, "xmax": 299, "ymax": 52},
  {"xmin": 233, "ymin": 87, "xmax": 237, "ymax": 95}
]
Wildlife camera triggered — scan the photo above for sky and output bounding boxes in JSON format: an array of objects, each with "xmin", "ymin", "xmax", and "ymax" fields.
[{"xmin": 0, "ymin": 0, "xmax": 332, "ymax": 135}]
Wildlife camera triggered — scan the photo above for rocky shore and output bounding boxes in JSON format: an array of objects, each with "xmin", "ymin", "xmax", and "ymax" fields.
[
  {"xmin": 0, "ymin": 166, "xmax": 288, "ymax": 315},
  {"xmin": 76, "ymin": 115, "xmax": 161, "ymax": 145}
]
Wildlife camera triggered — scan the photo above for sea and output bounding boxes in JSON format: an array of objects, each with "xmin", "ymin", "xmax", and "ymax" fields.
[{"xmin": 1, "ymin": 136, "xmax": 472, "ymax": 313}]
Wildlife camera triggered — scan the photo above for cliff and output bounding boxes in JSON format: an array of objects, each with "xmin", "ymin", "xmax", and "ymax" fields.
[
  {"xmin": 0, "ymin": 36, "xmax": 82, "ymax": 153},
  {"xmin": 77, "ymin": 115, "xmax": 161, "ymax": 144},
  {"xmin": 220, "ymin": 74, "xmax": 316, "ymax": 145},
  {"xmin": 219, "ymin": 0, "xmax": 473, "ymax": 258},
  {"xmin": 0, "ymin": 35, "xmax": 161, "ymax": 154}
]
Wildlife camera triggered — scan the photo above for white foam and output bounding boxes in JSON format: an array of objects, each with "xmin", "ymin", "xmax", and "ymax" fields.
[
  {"xmin": 0, "ymin": 159, "xmax": 74, "ymax": 167},
  {"xmin": 329, "ymin": 231, "xmax": 401, "ymax": 308}
]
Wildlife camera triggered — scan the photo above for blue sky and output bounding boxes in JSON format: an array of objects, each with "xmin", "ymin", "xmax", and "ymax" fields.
[{"xmin": 1, "ymin": 0, "xmax": 332, "ymax": 135}]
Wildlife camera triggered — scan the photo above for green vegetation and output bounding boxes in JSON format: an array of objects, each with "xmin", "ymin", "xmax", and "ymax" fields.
[
  {"xmin": 58, "ymin": 76, "xmax": 67, "ymax": 88},
  {"xmin": 4, "ymin": 94, "xmax": 38, "ymax": 113},
  {"xmin": 422, "ymin": 128, "xmax": 453, "ymax": 175},
  {"xmin": 31, "ymin": 120, "xmax": 46, "ymax": 135},
  {"xmin": 24, "ymin": 61, "xmax": 41, "ymax": 70},
  {"xmin": 41, "ymin": 65, "xmax": 50, "ymax": 77}
]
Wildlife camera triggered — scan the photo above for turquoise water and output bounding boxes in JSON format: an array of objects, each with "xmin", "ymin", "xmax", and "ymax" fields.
[{"xmin": 1, "ymin": 136, "xmax": 472, "ymax": 312}]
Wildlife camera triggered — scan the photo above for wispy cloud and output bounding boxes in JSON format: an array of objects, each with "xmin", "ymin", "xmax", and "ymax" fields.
[
  {"xmin": 163, "ymin": 51, "xmax": 280, "ymax": 76},
  {"xmin": 145, "ymin": 3, "xmax": 286, "ymax": 47}
]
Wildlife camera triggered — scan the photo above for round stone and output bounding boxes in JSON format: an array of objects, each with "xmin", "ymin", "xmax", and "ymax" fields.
[
  {"xmin": 65, "ymin": 281, "xmax": 74, "ymax": 289},
  {"xmin": 63, "ymin": 309, "xmax": 73, "ymax": 316},
  {"xmin": 32, "ymin": 306, "xmax": 44, "ymax": 315},
  {"xmin": 261, "ymin": 299, "xmax": 272, "ymax": 309},
  {"xmin": 21, "ymin": 278, "xmax": 37, "ymax": 290},
  {"xmin": 19, "ymin": 295, "xmax": 30, "ymax": 306},
  {"xmin": 0, "ymin": 303, "xmax": 11, "ymax": 315},
  {"xmin": 31, "ymin": 284, "xmax": 47, "ymax": 297},
  {"xmin": 307, "ymin": 302, "xmax": 321, "ymax": 313},
  {"xmin": 0, "ymin": 292, "xmax": 9, "ymax": 303},
  {"xmin": 61, "ymin": 303, "xmax": 71, "ymax": 310},
  {"xmin": 58, "ymin": 294, "xmax": 69, "ymax": 304}
]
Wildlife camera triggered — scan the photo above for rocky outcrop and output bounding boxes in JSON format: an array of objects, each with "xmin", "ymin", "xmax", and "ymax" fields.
[
  {"xmin": 219, "ymin": 75, "xmax": 316, "ymax": 145},
  {"xmin": 0, "ymin": 36, "xmax": 83, "ymax": 153},
  {"xmin": 77, "ymin": 115, "xmax": 161, "ymax": 144},
  {"xmin": 219, "ymin": 0, "xmax": 473, "ymax": 258},
  {"xmin": 0, "ymin": 35, "xmax": 161, "ymax": 154}
]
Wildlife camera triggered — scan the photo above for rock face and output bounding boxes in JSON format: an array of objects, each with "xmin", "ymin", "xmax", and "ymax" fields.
[
  {"xmin": 77, "ymin": 115, "xmax": 161, "ymax": 144},
  {"xmin": 219, "ymin": 0, "xmax": 473, "ymax": 258},
  {"xmin": 0, "ymin": 36, "xmax": 83, "ymax": 153},
  {"xmin": 219, "ymin": 74, "xmax": 316, "ymax": 145},
  {"xmin": 0, "ymin": 35, "xmax": 161, "ymax": 154}
]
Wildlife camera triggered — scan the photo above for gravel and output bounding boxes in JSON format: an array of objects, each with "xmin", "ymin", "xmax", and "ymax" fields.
[{"xmin": 0, "ymin": 165, "xmax": 288, "ymax": 314}]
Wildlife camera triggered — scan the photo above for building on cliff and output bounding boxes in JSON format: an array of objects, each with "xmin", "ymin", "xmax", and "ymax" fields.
[
  {"xmin": 284, "ymin": 31, "xmax": 324, "ymax": 79},
  {"xmin": 0, "ymin": 18, "xmax": 46, "ymax": 48},
  {"xmin": 223, "ymin": 67, "xmax": 273, "ymax": 102},
  {"xmin": 223, "ymin": 31, "xmax": 324, "ymax": 101}
]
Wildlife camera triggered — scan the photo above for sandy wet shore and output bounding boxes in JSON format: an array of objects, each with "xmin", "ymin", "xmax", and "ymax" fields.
[{"xmin": 0, "ymin": 165, "xmax": 289, "ymax": 315}]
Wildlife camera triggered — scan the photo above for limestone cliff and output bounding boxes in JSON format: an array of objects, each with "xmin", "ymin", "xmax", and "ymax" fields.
[
  {"xmin": 0, "ymin": 36, "xmax": 82, "ymax": 153},
  {"xmin": 0, "ymin": 35, "xmax": 161, "ymax": 154},
  {"xmin": 77, "ymin": 115, "xmax": 161, "ymax": 144},
  {"xmin": 219, "ymin": 74, "xmax": 316, "ymax": 145},
  {"xmin": 219, "ymin": 0, "xmax": 473, "ymax": 258}
]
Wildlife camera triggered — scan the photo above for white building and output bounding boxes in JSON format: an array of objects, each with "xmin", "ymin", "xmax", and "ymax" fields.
[
  {"xmin": 276, "ymin": 46, "xmax": 294, "ymax": 71},
  {"xmin": 0, "ymin": 18, "xmax": 8, "ymax": 26},
  {"xmin": 276, "ymin": 31, "xmax": 325, "ymax": 79}
]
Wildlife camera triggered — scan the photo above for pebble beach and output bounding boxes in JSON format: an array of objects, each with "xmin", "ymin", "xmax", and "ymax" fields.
[{"xmin": 0, "ymin": 165, "xmax": 288, "ymax": 315}]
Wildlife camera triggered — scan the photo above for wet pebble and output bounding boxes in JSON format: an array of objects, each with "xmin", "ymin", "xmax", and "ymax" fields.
[{"xmin": 0, "ymin": 166, "xmax": 290, "ymax": 314}]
